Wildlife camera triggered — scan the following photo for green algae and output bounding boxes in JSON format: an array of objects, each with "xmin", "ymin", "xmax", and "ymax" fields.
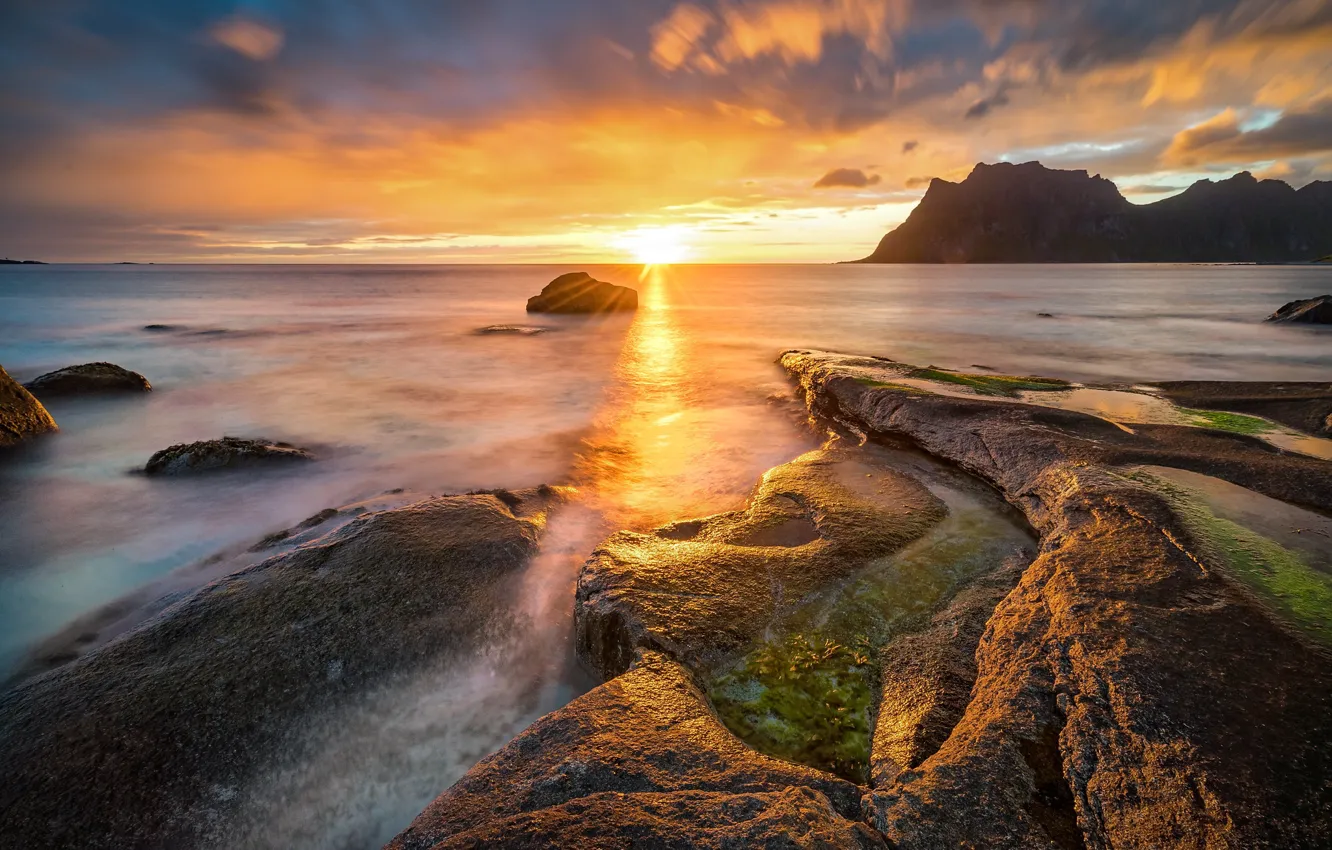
[
  {"xmin": 906, "ymin": 367, "xmax": 1069, "ymax": 397},
  {"xmin": 1180, "ymin": 408, "xmax": 1275, "ymax": 436},
  {"xmin": 707, "ymin": 504, "xmax": 1030, "ymax": 783},
  {"xmin": 854, "ymin": 378, "xmax": 931, "ymax": 395},
  {"xmin": 1130, "ymin": 470, "xmax": 1332, "ymax": 644}
]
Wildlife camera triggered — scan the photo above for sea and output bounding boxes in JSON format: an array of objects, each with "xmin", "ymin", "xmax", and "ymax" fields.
[{"xmin": 1, "ymin": 262, "xmax": 1330, "ymax": 847}]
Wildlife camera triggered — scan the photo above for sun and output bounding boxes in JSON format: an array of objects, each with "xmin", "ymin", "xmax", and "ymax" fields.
[{"xmin": 616, "ymin": 226, "xmax": 692, "ymax": 265}]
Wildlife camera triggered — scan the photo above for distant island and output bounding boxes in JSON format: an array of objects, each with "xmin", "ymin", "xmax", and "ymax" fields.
[
  {"xmin": 856, "ymin": 162, "xmax": 1332, "ymax": 264},
  {"xmin": 0, "ymin": 258, "xmax": 47, "ymax": 265}
]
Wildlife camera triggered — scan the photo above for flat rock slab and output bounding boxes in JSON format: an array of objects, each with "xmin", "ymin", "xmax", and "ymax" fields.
[
  {"xmin": 1267, "ymin": 294, "xmax": 1332, "ymax": 324},
  {"xmin": 144, "ymin": 436, "xmax": 314, "ymax": 475},
  {"xmin": 389, "ymin": 652, "xmax": 881, "ymax": 849},
  {"xmin": 0, "ymin": 364, "xmax": 57, "ymax": 448},
  {"xmin": 474, "ymin": 324, "xmax": 552, "ymax": 335},
  {"xmin": 526, "ymin": 272, "xmax": 638, "ymax": 314},
  {"xmin": 576, "ymin": 448, "xmax": 947, "ymax": 679},
  {"xmin": 23, "ymin": 362, "xmax": 151, "ymax": 397},
  {"xmin": 0, "ymin": 487, "xmax": 565, "ymax": 850}
]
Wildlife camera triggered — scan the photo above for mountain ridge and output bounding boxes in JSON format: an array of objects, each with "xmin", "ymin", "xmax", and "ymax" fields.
[{"xmin": 857, "ymin": 161, "xmax": 1332, "ymax": 263}]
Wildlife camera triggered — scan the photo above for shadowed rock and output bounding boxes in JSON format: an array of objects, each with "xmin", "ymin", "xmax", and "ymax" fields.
[
  {"xmin": 388, "ymin": 651, "xmax": 882, "ymax": 850},
  {"xmin": 526, "ymin": 272, "xmax": 638, "ymax": 314},
  {"xmin": 1155, "ymin": 380, "xmax": 1332, "ymax": 436},
  {"xmin": 144, "ymin": 436, "xmax": 314, "ymax": 475},
  {"xmin": 0, "ymin": 487, "xmax": 567, "ymax": 850},
  {"xmin": 23, "ymin": 362, "xmax": 151, "ymax": 397},
  {"xmin": 0, "ymin": 365, "xmax": 58, "ymax": 448},
  {"xmin": 782, "ymin": 349, "xmax": 1332, "ymax": 850},
  {"xmin": 1267, "ymin": 294, "xmax": 1332, "ymax": 325},
  {"xmin": 576, "ymin": 448, "xmax": 947, "ymax": 680},
  {"xmin": 474, "ymin": 324, "xmax": 552, "ymax": 335}
]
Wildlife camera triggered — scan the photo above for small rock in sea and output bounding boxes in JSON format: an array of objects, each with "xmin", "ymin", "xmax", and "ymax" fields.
[
  {"xmin": 142, "ymin": 324, "xmax": 181, "ymax": 332},
  {"xmin": 474, "ymin": 324, "xmax": 552, "ymax": 336},
  {"xmin": 1266, "ymin": 295, "xmax": 1332, "ymax": 325},
  {"xmin": 526, "ymin": 272, "xmax": 638, "ymax": 314},
  {"xmin": 1036, "ymin": 312, "xmax": 1055, "ymax": 318},
  {"xmin": 144, "ymin": 437, "xmax": 315, "ymax": 476},
  {"xmin": 23, "ymin": 362, "xmax": 152, "ymax": 397},
  {"xmin": 0, "ymin": 364, "xmax": 58, "ymax": 448}
]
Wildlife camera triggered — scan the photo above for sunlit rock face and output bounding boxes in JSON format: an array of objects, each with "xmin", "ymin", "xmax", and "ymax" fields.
[
  {"xmin": 1266, "ymin": 294, "xmax": 1332, "ymax": 325},
  {"xmin": 0, "ymin": 487, "xmax": 567, "ymax": 849},
  {"xmin": 143, "ymin": 436, "xmax": 315, "ymax": 475},
  {"xmin": 782, "ymin": 349, "xmax": 1332, "ymax": 850},
  {"xmin": 0, "ymin": 364, "xmax": 57, "ymax": 447},
  {"xmin": 526, "ymin": 272, "xmax": 638, "ymax": 314},
  {"xmin": 22, "ymin": 361, "xmax": 151, "ymax": 397}
]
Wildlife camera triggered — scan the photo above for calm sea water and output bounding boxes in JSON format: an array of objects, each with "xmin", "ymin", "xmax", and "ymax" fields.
[{"xmin": 1, "ymin": 262, "xmax": 1329, "ymax": 846}]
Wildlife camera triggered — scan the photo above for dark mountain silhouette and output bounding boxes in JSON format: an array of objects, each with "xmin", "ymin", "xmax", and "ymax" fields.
[{"xmin": 857, "ymin": 162, "xmax": 1332, "ymax": 263}]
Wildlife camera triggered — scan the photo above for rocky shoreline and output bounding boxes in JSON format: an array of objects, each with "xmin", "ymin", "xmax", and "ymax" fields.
[{"xmin": 2, "ymin": 348, "xmax": 1331, "ymax": 849}]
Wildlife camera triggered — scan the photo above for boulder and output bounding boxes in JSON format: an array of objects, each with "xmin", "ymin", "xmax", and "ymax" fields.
[
  {"xmin": 22, "ymin": 362, "xmax": 151, "ymax": 397},
  {"xmin": 0, "ymin": 365, "xmax": 58, "ymax": 448},
  {"xmin": 144, "ymin": 436, "xmax": 314, "ymax": 475},
  {"xmin": 1267, "ymin": 294, "xmax": 1332, "ymax": 324},
  {"xmin": 388, "ymin": 652, "xmax": 882, "ymax": 850},
  {"xmin": 526, "ymin": 272, "xmax": 638, "ymax": 314},
  {"xmin": 0, "ymin": 486, "xmax": 567, "ymax": 850},
  {"xmin": 575, "ymin": 448, "xmax": 946, "ymax": 680},
  {"xmin": 781, "ymin": 349, "xmax": 1332, "ymax": 849}
]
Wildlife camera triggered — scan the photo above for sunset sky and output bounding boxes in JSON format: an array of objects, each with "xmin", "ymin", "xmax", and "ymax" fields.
[{"xmin": 4, "ymin": 0, "xmax": 1332, "ymax": 263}]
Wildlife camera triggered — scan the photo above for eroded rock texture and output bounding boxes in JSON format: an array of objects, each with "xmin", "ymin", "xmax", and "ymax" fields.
[
  {"xmin": 144, "ymin": 435, "xmax": 314, "ymax": 475},
  {"xmin": 576, "ymin": 448, "xmax": 947, "ymax": 679},
  {"xmin": 389, "ymin": 652, "xmax": 883, "ymax": 850},
  {"xmin": 0, "ymin": 487, "xmax": 566, "ymax": 850},
  {"xmin": 23, "ymin": 361, "xmax": 151, "ymax": 397},
  {"xmin": 783, "ymin": 349, "xmax": 1332, "ymax": 850},
  {"xmin": 0, "ymin": 364, "xmax": 57, "ymax": 447}
]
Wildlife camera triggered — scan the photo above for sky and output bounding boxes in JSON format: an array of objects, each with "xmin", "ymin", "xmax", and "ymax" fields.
[{"xmin": 3, "ymin": 0, "xmax": 1332, "ymax": 263}]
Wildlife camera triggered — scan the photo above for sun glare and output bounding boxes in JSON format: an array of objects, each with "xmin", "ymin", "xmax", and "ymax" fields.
[{"xmin": 616, "ymin": 227, "xmax": 692, "ymax": 265}]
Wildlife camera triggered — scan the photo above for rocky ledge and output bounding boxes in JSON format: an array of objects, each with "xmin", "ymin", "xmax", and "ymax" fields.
[
  {"xmin": 144, "ymin": 436, "xmax": 314, "ymax": 475},
  {"xmin": 22, "ymin": 362, "xmax": 151, "ymax": 397},
  {"xmin": 0, "ymin": 365, "xmax": 58, "ymax": 448},
  {"xmin": 1267, "ymin": 294, "xmax": 1332, "ymax": 324},
  {"xmin": 395, "ymin": 351, "xmax": 1332, "ymax": 849},
  {"xmin": 0, "ymin": 486, "xmax": 567, "ymax": 849},
  {"xmin": 526, "ymin": 272, "xmax": 638, "ymax": 314}
]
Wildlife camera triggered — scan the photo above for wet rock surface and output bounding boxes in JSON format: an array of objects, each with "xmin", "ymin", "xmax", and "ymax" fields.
[
  {"xmin": 474, "ymin": 324, "xmax": 552, "ymax": 336},
  {"xmin": 388, "ymin": 651, "xmax": 881, "ymax": 850},
  {"xmin": 0, "ymin": 487, "xmax": 566, "ymax": 850},
  {"xmin": 22, "ymin": 361, "xmax": 151, "ymax": 397},
  {"xmin": 144, "ymin": 436, "xmax": 315, "ymax": 475},
  {"xmin": 526, "ymin": 272, "xmax": 638, "ymax": 314},
  {"xmin": 0, "ymin": 364, "xmax": 57, "ymax": 448},
  {"xmin": 576, "ymin": 448, "xmax": 947, "ymax": 681},
  {"xmin": 1267, "ymin": 294, "xmax": 1332, "ymax": 324},
  {"xmin": 1155, "ymin": 379, "xmax": 1332, "ymax": 436},
  {"xmin": 782, "ymin": 349, "xmax": 1332, "ymax": 850}
]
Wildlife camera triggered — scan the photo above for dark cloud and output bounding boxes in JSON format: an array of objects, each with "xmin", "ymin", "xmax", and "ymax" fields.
[
  {"xmin": 902, "ymin": 140, "xmax": 919, "ymax": 153},
  {"xmin": 814, "ymin": 168, "xmax": 882, "ymax": 189},
  {"xmin": 1167, "ymin": 100, "xmax": 1332, "ymax": 164},
  {"xmin": 904, "ymin": 175, "xmax": 935, "ymax": 189},
  {"xmin": 964, "ymin": 89, "xmax": 1011, "ymax": 120}
]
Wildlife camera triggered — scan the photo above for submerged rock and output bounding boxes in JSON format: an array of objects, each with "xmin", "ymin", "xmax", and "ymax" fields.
[
  {"xmin": 1267, "ymin": 294, "xmax": 1332, "ymax": 324},
  {"xmin": 389, "ymin": 651, "xmax": 882, "ymax": 849},
  {"xmin": 526, "ymin": 272, "xmax": 638, "ymax": 314},
  {"xmin": 0, "ymin": 486, "xmax": 567, "ymax": 849},
  {"xmin": 474, "ymin": 324, "xmax": 552, "ymax": 335},
  {"xmin": 144, "ymin": 436, "xmax": 314, "ymax": 475},
  {"xmin": 142, "ymin": 323, "xmax": 181, "ymax": 332},
  {"xmin": 0, "ymin": 365, "xmax": 58, "ymax": 448},
  {"xmin": 782, "ymin": 349, "xmax": 1332, "ymax": 850},
  {"xmin": 22, "ymin": 362, "xmax": 151, "ymax": 397},
  {"xmin": 576, "ymin": 448, "xmax": 947, "ymax": 680}
]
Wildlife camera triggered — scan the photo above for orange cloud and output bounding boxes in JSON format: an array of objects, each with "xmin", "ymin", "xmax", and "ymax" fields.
[{"xmin": 208, "ymin": 16, "xmax": 284, "ymax": 61}]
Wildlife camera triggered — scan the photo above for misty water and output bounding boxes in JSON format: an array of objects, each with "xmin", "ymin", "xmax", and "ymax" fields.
[{"xmin": 2, "ymin": 262, "xmax": 1331, "ymax": 847}]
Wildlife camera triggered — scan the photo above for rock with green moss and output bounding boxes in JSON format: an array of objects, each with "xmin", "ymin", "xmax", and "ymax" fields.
[
  {"xmin": 906, "ymin": 366, "xmax": 1069, "ymax": 396},
  {"xmin": 576, "ymin": 447, "xmax": 948, "ymax": 680},
  {"xmin": 144, "ymin": 436, "xmax": 314, "ymax": 475},
  {"xmin": 0, "ymin": 486, "xmax": 567, "ymax": 849},
  {"xmin": 0, "ymin": 364, "xmax": 58, "ymax": 448},
  {"xmin": 23, "ymin": 362, "xmax": 151, "ymax": 397}
]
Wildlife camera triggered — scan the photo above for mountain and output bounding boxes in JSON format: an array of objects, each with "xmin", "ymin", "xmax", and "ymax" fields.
[{"xmin": 857, "ymin": 162, "xmax": 1332, "ymax": 263}]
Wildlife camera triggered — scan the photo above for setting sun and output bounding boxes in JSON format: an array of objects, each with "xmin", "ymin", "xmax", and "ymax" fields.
[{"xmin": 616, "ymin": 226, "xmax": 693, "ymax": 265}]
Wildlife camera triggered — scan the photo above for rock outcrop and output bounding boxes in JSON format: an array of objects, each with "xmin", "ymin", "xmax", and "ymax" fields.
[
  {"xmin": 0, "ymin": 365, "xmax": 58, "ymax": 448},
  {"xmin": 22, "ymin": 362, "xmax": 151, "ymax": 397},
  {"xmin": 858, "ymin": 162, "xmax": 1332, "ymax": 263},
  {"xmin": 1155, "ymin": 379, "xmax": 1332, "ymax": 436},
  {"xmin": 576, "ymin": 448, "xmax": 947, "ymax": 680},
  {"xmin": 388, "ymin": 652, "xmax": 882, "ymax": 850},
  {"xmin": 1267, "ymin": 294, "xmax": 1332, "ymax": 325},
  {"xmin": 781, "ymin": 350, "xmax": 1332, "ymax": 849},
  {"xmin": 144, "ymin": 436, "xmax": 314, "ymax": 475},
  {"xmin": 0, "ymin": 487, "xmax": 566, "ymax": 850},
  {"xmin": 526, "ymin": 272, "xmax": 638, "ymax": 314}
]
